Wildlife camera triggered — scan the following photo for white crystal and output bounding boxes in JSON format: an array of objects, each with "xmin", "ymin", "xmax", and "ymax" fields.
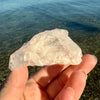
[{"xmin": 9, "ymin": 29, "xmax": 82, "ymax": 71}]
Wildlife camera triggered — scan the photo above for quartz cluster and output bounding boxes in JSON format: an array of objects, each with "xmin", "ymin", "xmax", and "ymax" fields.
[{"xmin": 9, "ymin": 29, "xmax": 82, "ymax": 71}]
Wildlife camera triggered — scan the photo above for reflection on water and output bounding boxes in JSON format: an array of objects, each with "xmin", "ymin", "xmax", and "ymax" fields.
[{"xmin": 0, "ymin": 0, "xmax": 100, "ymax": 99}]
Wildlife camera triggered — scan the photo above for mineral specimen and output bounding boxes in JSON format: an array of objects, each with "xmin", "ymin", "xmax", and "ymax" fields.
[{"xmin": 9, "ymin": 29, "xmax": 82, "ymax": 71}]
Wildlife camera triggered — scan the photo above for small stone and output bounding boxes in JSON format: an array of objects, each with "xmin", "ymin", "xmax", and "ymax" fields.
[{"xmin": 9, "ymin": 29, "xmax": 82, "ymax": 71}]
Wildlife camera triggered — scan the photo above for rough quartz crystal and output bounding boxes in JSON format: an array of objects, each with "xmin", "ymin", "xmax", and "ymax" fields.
[{"xmin": 9, "ymin": 29, "xmax": 82, "ymax": 71}]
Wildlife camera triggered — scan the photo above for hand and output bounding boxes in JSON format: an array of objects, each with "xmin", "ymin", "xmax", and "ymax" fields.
[{"xmin": 0, "ymin": 54, "xmax": 97, "ymax": 100}]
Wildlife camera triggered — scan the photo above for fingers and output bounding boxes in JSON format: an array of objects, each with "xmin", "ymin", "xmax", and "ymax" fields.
[
  {"xmin": 55, "ymin": 70, "xmax": 87, "ymax": 100},
  {"xmin": 45, "ymin": 54, "xmax": 97, "ymax": 99},
  {"xmin": 30, "ymin": 54, "xmax": 97, "ymax": 89},
  {"xmin": 66, "ymin": 71, "xmax": 87, "ymax": 100},
  {"xmin": 62, "ymin": 54, "xmax": 97, "ymax": 77},
  {"xmin": 0, "ymin": 66, "xmax": 28, "ymax": 100},
  {"xmin": 30, "ymin": 64, "xmax": 69, "ymax": 88},
  {"xmin": 75, "ymin": 54, "xmax": 97, "ymax": 74},
  {"xmin": 46, "ymin": 71, "xmax": 69, "ymax": 99}
]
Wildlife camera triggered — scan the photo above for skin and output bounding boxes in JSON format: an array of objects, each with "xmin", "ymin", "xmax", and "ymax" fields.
[{"xmin": 0, "ymin": 54, "xmax": 97, "ymax": 100}]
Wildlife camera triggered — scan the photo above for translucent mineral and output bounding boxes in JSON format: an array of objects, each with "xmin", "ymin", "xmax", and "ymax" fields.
[{"xmin": 9, "ymin": 29, "xmax": 82, "ymax": 71}]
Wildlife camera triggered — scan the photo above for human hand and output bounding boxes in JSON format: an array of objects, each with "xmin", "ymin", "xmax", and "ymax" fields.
[{"xmin": 0, "ymin": 54, "xmax": 97, "ymax": 100}]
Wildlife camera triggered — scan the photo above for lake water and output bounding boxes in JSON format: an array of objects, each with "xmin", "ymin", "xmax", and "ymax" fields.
[
  {"xmin": 0, "ymin": 0, "xmax": 100, "ymax": 99},
  {"xmin": 0, "ymin": 0, "xmax": 100, "ymax": 55}
]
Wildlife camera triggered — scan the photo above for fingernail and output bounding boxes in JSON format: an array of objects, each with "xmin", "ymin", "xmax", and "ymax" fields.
[
  {"xmin": 78, "ymin": 70, "xmax": 87, "ymax": 80},
  {"xmin": 67, "ymin": 87, "xmax": 74, "ymax": 96},
  {"xmin": 65, "ymin": 87, "xmax": 74, "ymax": 100}
]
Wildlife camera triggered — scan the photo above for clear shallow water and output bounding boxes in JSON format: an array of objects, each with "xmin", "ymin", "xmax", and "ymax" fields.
[
  {"xmin": 0, "ymin": 0, "xmax": 100, "ymax": 51},
  {"xmin": 0, "ymin": 0, "xmax": 100, "ymax": 99}
]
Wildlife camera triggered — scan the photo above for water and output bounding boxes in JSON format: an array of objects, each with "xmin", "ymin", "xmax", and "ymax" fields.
[
  {"xmin": 0, "ymin": 0, "xmax": 100, "ymax": 43},
  {"xmin": 0, "ymin": 0, "xmax": 100, "ymax": 51},
  {"xmin": 0, "ymin": 0, "xmax": 100, "ymax": 99}
]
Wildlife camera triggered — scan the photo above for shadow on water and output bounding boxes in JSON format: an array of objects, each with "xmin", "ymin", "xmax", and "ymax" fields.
[{"xmin": 65, "ymin": 21, "xmax": 100, "ymax": 32}]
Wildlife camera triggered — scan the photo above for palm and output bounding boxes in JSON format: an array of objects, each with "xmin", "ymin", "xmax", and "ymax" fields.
[
  {"xmin": 23, "ymin": 80, "xmax": 50, "ymax": 100},
  {"xmin": 23, "ymin": 65, "xmax": 68, "ymax": 100},
  {"xmin": 23, "ymin": 64, "xmax": 67, "ymax": 100}
]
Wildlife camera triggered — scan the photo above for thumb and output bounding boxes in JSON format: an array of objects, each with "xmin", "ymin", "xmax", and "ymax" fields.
[{"xmin": 0, "ymin": 66, "xmax": 28, "ymax": 100}]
